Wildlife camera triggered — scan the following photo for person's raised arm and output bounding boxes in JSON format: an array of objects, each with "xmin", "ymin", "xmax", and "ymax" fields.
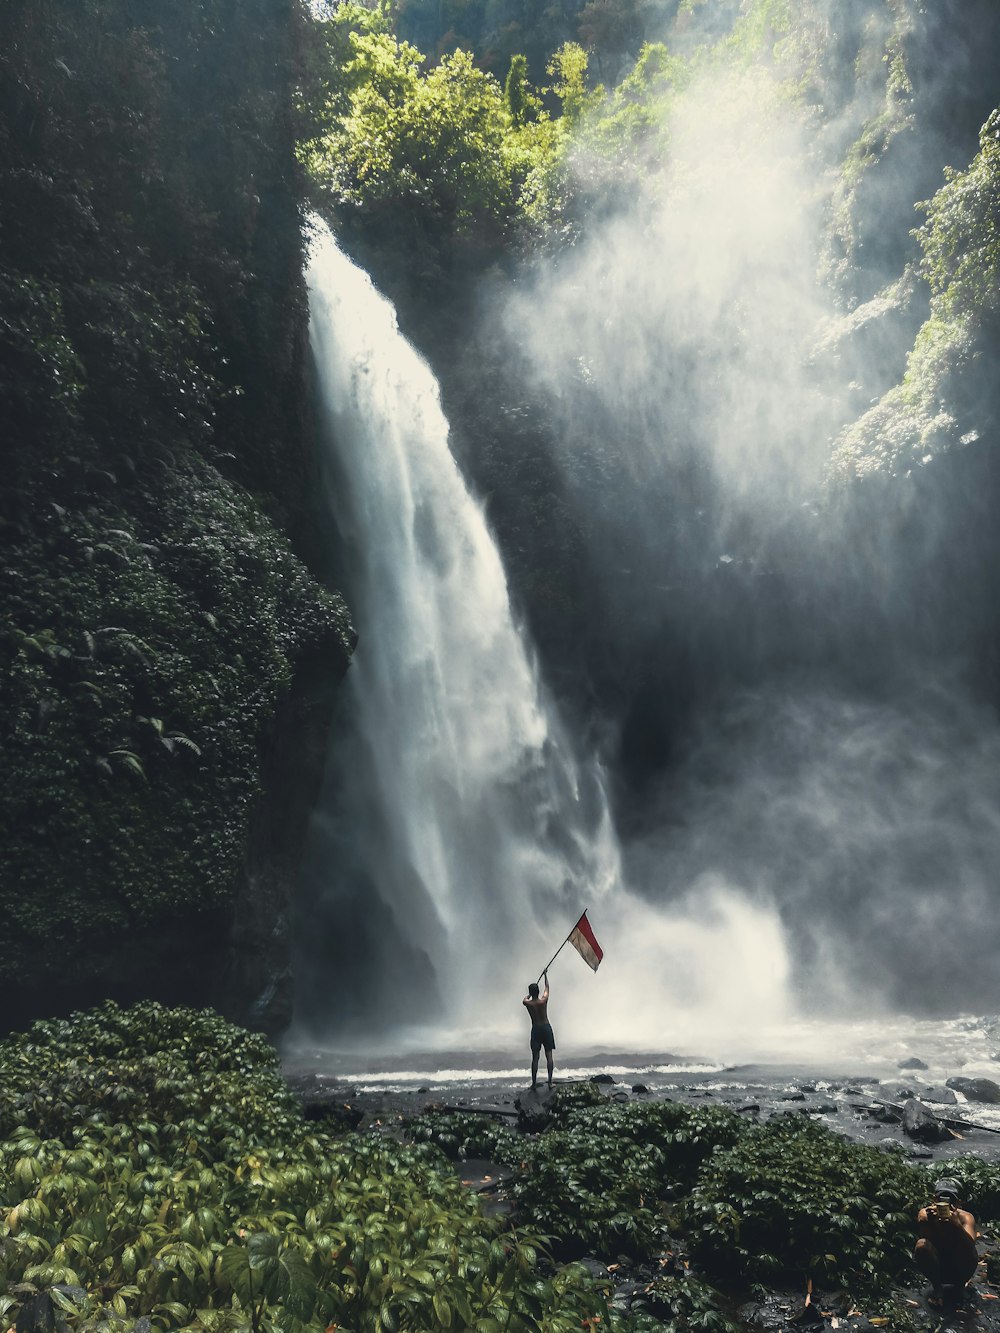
[{"xmin": 542, "ymin": 970, "xmax": 549, "ymax": 1001}]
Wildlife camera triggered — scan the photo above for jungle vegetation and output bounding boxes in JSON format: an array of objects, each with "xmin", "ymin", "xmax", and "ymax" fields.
[{"xmin": 5, "ymin": 1004, "xmax": 1000, "ymax": 1330}]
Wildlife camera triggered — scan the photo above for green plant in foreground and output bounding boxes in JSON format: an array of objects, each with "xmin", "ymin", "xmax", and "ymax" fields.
[
  {"xmin": 513, "ymin": 1097, "xmax": 746, "ymax": 1261},
  {"xmin": 685, "ymin": 1115, "xmax": 926, "ymax": 1294},
  {"xmin": 405, "ymin": 1110, "xmax": 521, "ymax": 1164},
  {"xmin": 628, "ymin": 1273, "xmax": 741, "ymax": 1331},
  {"xmin": 0, "ymin": 1003, "xmax": 635, "ymax": 1331}
]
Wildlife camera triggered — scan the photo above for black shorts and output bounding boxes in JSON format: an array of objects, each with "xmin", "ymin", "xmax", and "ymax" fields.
[{"xmin": 530, "ymin": 1022, "xmax": 555, "ymax": 1053}]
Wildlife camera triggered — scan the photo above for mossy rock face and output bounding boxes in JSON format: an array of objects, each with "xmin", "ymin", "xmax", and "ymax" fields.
[
  {"xmin": 0, "ymin": 0, "xmax": 353, "ymax": 1024},
  {"xmin": 1, "ymin": 456, "xmax": 351, "ymax": 1015}
]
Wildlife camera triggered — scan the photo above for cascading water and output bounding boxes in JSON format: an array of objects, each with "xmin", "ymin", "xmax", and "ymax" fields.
[
  {"xmin": 296, "ymin": 220, "xmax": 621, "ymax": 1045},
  {"xmin": 295, "ymin": 221, "xmax": 798, "ymax": 1058}
]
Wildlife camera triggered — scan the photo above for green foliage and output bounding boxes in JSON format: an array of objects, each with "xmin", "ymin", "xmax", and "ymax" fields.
[
  {"xmin": 547, "ymin": 43, "xmax": 601, "ymax": 127},
  {"xmin": 514, "ymin": 1096, "xmax": 746, "ymax": 1259},
  {"xmin": 628, "ymin": 1273, "xmax": 741, "ymax": 1331},
  {"xmin": 831, "ymin": 107, "xmax": 1000, "ymax": 479},
  {"xmin": 0, "ymin": 0, "xmax": 352, "ymax": 994},
  {"xmin": 504, "ymin": 53, "xmax": 540, "ymax": 127},
  {"xmin": 300, "ymin": 6, "xmax": 695, "ymax": 258},
  {"xmin": 302, "ymin": 24, "xmax": 529, "ymax": 242},
  {"xmin": 0, "ymin": 455, "xmax": 350, "ymax": 978},
  {"xmin": 0, "ymin": 1001, "xmax": 302, "ymax": 1152},
  {"xmin": 917, "ymin": 108, "xmax": 1000, "ymax": 319},
  {"xmin": 685, "ymin": 1115, "xmax": 926, "ymax": 1294},
  {"xmin": 406, "ymin": 1110, "xmax": 522, "ymax": 1164},
  {"xmin": 0, "ymin": 1004, "xmax": 628, "ymax": 1332}
]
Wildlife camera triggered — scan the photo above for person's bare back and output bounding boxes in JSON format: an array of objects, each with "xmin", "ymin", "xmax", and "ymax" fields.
[{"xmin": 523, "ymin": 973, "xmax": 555, "ymax": 1089}]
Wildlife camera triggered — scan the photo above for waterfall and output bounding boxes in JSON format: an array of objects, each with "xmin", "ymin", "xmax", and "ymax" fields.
[
  {"xmin": 296, "ymin": 221, "xmax": 805, "ymax": 1059},
  {"xmin": 297, "ymin": 220, "xmax": 620, "ymax": 1044}
]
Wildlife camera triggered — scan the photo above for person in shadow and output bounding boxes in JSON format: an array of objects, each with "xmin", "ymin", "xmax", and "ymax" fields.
[{"xmin": 915, "ymin": 1177, "xmax": 979, "ymax": 1308}]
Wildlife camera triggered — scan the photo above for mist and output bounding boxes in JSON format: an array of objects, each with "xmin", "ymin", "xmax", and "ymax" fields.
[{"xmin": 488, "ymin": 47, "xmax": 1000, "ymax": 1034}]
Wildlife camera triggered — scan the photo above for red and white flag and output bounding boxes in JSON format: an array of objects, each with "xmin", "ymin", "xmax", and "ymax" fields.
[{"xmin": 568, "ymin": 911, "xmax": 603, "ymax": 972}]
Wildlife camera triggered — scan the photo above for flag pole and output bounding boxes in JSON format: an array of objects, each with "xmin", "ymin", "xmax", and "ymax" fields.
[{"xmin": 536, "ymin": 912, "xmax": 584, "ymax": 984}]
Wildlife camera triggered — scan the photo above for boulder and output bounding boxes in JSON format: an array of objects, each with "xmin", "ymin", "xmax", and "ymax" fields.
[
  {"xmin": 590, "ymin": 1073, "xmax": 615, "ymax": 1085},
  {"xmin": 946, "ymin": 1076, "xmax": 1000, "ymax": 1104},
  {"xmin": 902, "ymin": 1098, "xmax": 952, "ymax": 1143},
  {"xmin": 515, "ymin": 1088, "xmax": 553, "ymax": 1133},
  {"xmin": 878, "ymin": 1080, "xmax": 917, "ymax": 1100},
  {"xmin": 869, "ymin": 1103, "xmax": 903, "ymax": 1124},
  {"xmin": 899, "ymin": 1057, "xmax": 929, "ymax": 1070},
  {"xmin": 919, "ymin": 1084, "xmax": 958, "ymax": 1105},
  {"xmin": 632, "ymin": 1083, "xmax": 650, "ymax": 1095},
  {"xmin": 879, "ymin": 1080, "xmax": 955, "ymax": 1105}
]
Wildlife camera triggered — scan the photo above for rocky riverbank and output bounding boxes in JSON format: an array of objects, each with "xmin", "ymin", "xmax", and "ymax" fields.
[{"xmin": 285, "ymin": 1062, "xmax": 1000, "ymax": 1332}]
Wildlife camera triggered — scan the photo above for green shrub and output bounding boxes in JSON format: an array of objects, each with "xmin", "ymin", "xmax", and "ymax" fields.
[
  {"xmin": 628, "ymin": 1273, "xmax": 741, "ymax": 1332},
  {"xmin": 917, "ymin": 1155, "xmax": 1000, "ymax": 1225},
  {"xmin": 685, "ymin": 1115, "xmax": 926, "ymax": 1294},
  {"xmin": 0, "ymin": 1001, "xmax": 304, "ymax": 1155},
  {"xmin": 515, "ymin": 1097, "xmax": 746, "ymax": 1260},
  {"xmin": 406, "ymin": 1110, "xmax": 522, "ymax": 1164},
  {"xmin": 0, "ymin": 1003, "xmax": 628, "ymax": 1332}
]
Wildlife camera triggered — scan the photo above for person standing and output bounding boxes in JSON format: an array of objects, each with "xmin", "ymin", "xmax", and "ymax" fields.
[
  {"xmin": 523, "ymin": 971, "xmax": 555, "ymax": 1091},
  {"xmin": 915, "ymin": 1177, "xmax": 979, "ymax": 1307}
]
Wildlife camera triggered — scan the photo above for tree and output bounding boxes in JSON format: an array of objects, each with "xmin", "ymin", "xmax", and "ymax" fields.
[{"xmin": 505, "ymin": 52, "xmax": 540, "ymax": 125}]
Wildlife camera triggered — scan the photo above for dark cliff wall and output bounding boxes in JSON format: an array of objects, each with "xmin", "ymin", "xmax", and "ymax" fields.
[{"xmin": 0, "ymin": 0, "xmax": 352, "ymax": 1033}]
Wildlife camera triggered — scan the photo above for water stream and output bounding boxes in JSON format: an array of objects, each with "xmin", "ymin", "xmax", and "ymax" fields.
[{"xmin": 295, "ymin": 220, "xmax": 620, "ymax": 1042}]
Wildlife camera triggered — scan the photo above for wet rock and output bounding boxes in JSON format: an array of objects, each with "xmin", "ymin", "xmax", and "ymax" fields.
[
  {"xmin": 782, "ymin": 1092, "xmax": 807, "ymax": 1101},
  {"xmin": 879, "ymin": 1079, "xmax": 956, "ymax": 1105},
  {"xmin": 947, "ymin": 1076, "xmax": 1000, "ymax": 1103},
  {"xmin": 738, "ymin": 1103, "xmax": 761, "ymax": 1114},
  {"xmin": 632, "ymin": 1083, "xmax": 650, "ymax": 1094},
  {"xmin": 902, "ymin": 1098, "xmax": 953, "ymax": 1143},
  {"xmin": 878, "ymin": 1080, "xmax": 917, "ymax": 1100},
  {"xmin": 899, "ymin": 1057, "xmax": 929, "ymax": 1070},
  {"xmin": 920, "ymin": 1084, "xmax": 958, "ymax": 1104},
  {"xmin": 590, "ymin": 1073, "xmax": 615, "ymax": 1085},
  {"xmin": 612, "ymin": 1091, "xmax": 630, "ymax": 1103},
  {"xmin": 870, "ymin": 1102, "xmax": 903, "ymax": 1124},
  {"xmin": 515, "ymin": 1088, "xmax": 553, "ymax": 1132}
]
